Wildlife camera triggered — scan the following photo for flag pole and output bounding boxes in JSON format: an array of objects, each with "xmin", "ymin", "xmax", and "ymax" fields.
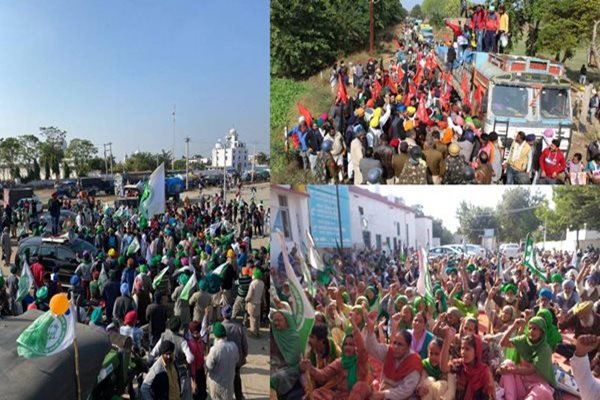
[{"xmin": 73, "ymin": 337, "xmax": 82, "ymax": 400}]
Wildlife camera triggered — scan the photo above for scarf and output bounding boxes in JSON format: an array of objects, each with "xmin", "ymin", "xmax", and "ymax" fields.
[
  {"xmin": 422, "ymin": 358, "xmax": 442, "ymax": 380},
  {"xmin": 462, "ymin": 334, "xmax": 491, "ymax": 400},
  {"xmin": 394, "ymin": 295, "xmax": 408, "ymax": 312},
  {"xmin": 511, "ymin": 316, "xmax": 556, "ymax": 387},
  {"xmin": 340, "ymin": 335, "xmax": 358, "ymax": 391},
  {"xmin": 383, "ymin": 350, "xmax": 423, "ymax": 383},
  {"xmin": 271, "ymin": 310, "xmax": 302, "ymax": 369},
  {"xmin": 535, "ymin": 308, "xmax": 562, "ymax": 351},
  {"xmin": 435, "ymin": 288, "xmax": 447, "ymax": 315},
  {"xmin": 366, "ymin": 285, "xmax": 379, "ymax": 311}
]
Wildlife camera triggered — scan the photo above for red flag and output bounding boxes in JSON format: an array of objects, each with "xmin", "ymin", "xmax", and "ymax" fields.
[
  {"xmin": 296, "ymin": 102, "xmax": 313, "ymax": 127},
  {"xmin": 416, "ymin": 96, "xmax": 430, "ymax": 124},
  {"xmin": 461, "ymin": 74, "xmax": 471, "ymax": 107},
  {"xmin": 336, "ymin": 74, "xmax": 348, "ymax": 104},
  {"xmin": 445, "ymin": 20, "xmax": 462, "ymax": 37},
  {"xmin": 383, "ymin": 74, "xmax": 398, "ymax": 95},
  {"xmin": 405, "ymin": 84, "xmax": 417, "ymax": 106},
  {"xmin": 397, "ymin": 66, "xmax": 405, "ymax": 83},
  {"xmin": 474, "ymin": 85, "xmax": 483, "ymax": 113},
  {"xmin": 372, "ymin": 79, "xmax": 382, "ymax": 101},
  {"xmin": 415, "ymin": 67, "xmax": 424, "ymax": 87},
  {"xmin": 393, "ymin": 38, "xmax": 401, "ymax": 49}
]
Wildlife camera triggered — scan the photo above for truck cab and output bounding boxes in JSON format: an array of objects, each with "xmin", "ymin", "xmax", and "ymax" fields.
[{"xmin": 436, "ymin": 48, "xmax": 573, "ymax": 156}]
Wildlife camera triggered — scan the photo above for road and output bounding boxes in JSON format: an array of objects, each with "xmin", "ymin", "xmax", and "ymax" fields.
[{"xmin": 1, "ymin": 182, "xmax": 270, "ymax": 399}]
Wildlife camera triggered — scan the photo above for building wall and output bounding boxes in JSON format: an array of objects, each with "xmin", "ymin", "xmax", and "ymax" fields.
[
  {"xmin": 270, "ymin": 185, "xmax": 310, "ymax": 265},
  {"xmin": 347, "ymin": 187, "xmax": 415, "ymax": 252},
  {"xmin": 415, "ymin": 217, "xmax": 433, "ymax": 249}
]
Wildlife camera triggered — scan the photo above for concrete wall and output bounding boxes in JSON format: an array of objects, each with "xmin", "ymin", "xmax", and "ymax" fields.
[
  {"xmin": 270, "ymin": 185, "xmax": 310, "ymax": 265},
  {"xmin": 415, "ymin": 216, "xmax": 433, "ymax": 249}
]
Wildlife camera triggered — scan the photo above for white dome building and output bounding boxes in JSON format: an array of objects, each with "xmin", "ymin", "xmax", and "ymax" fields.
[{"xmin": 211, "ymin": 128, "xmax": 248, "ymax": 172}]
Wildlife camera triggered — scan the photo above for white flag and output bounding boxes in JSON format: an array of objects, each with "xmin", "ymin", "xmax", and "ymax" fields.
[
  {"xmin": 306, "ymin": 230, "xmax": 325, "ymax": 271},
  {"xmin": 139, "ymin": 163, "xmax": 166, "ymax": 219},
  {"xmin": 16, "ymin": 259, "xmax": 35, "ymax": 302},
  {"xmin": 416, "ymin": 247, "xmax": 435, "ymax": 304}
]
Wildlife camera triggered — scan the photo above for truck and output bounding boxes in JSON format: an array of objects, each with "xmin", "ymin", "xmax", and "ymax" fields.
[{"xmin": 435, "ymin": 47, "xmax": 574, "ymax": 156}]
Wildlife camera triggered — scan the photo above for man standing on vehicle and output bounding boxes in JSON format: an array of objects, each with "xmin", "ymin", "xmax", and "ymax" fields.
[
  {"xmin": 1, "ymin": 227, "xmax": 10, "ymax": 266},
  {"xmin": 48, "ymin": 192, "xmax": 61, "ymax": 235},
  {"xmin": 504, "ymin": 131, "xmax": 531, "ymax": 184}
]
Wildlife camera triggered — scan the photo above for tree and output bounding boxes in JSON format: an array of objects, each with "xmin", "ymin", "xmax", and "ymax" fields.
[
  {"xmin": 456, "ymin": 201, "xmax": 498, "ymax": 243},
  {"xmin": 173, "ymin": 159, "xmax": 187, "ymax": 170},
  {"xmin": 17, "ymin": 134, "xmax": 41, "ymax": 181},
  {"xmin": 39, "ymin": 127, "xmax": 67, "ymax": 180},
  {"xmin": 422, "ymin": 0, "xmax": 460, "ymax": 27},
  {"xmin": 410, "ymin": 5, "xmax": 423, "ymax": 19},
  {"xmin": 411, "ymin": 204, "xmax": 425, "ymax": 217},
  {"xmin": 496, "ymin": 187, "xmax": 544, "ymax": 243},
  {"xmin": 66, "ymin": 138, "xmax": 98, "ymax": 177},
  {"xmin": 0, "ymin": 137, "xmax": 23, "ymax": 180},
  {"xmin": 87, "ymin": 157, "xmax": 107, "ymax": 173},
  {"xmin": 62, "ymin": 161, "xmax": 71, "ymax": 179},
  {"xmin": 432, "ymin": 218, "xmax": 454, "ymax": 245},
  {"xmin": 255, "ymin": 152, "xmax": 269, "ymax": 165},
  {"xmin": 536, "ymin": 187, "xmax": 600, "ymax": 247}
]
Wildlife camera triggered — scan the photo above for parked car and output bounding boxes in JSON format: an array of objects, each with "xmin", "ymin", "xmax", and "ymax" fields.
[
  {"xmin": 447, "ymin": 244, "xmax": 487, "ymax": 257},
  {"xmin": 499, "ymin": 243, "xmax": 521, "ymax": 259},
  {"xmin": 15, "ymin": 235, "xmax": 97, "ymax": 286},
  {"xmin": 55, "ymin": 180, "xmax": 79, "ymax": 198},
  {"xmin": 428, "ymin": 245, "xmax": 463, "ymax": 260},
  {"xmin": 16, "ymin": 196, "xmax": 44, "ymax": 214}
]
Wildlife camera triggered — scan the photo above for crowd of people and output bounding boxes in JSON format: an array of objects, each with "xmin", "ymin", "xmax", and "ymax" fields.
[
  {"xmin": 284, "ymin": 13, "xmax": 600, "ymax": 186},
  {"xmin": 270, "ymin": 244, "xmax": 600, "ymax": 400},
  {"xmin": 0, "ymin": 186, "xmax": 269, "ymax": 400}
]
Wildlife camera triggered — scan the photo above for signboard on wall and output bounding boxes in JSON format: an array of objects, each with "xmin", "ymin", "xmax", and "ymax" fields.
[{"xmin": 307, "ymin": 185, "xmax": 351, "ymax": 248}]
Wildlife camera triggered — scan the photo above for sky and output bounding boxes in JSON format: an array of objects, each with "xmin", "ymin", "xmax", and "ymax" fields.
[
  {"xmin": 372, "ymin": 186, "xmax": 554, "ymax": 232},
  {"xmin": 0, "ymin": 1, "xmax": 269, "ymax": 161}
]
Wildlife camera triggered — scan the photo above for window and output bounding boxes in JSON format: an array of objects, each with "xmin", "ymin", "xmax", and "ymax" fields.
[
  {"xmin": 278, "ymin": 195, "xmax": 292, "ymax": 239},
  {"xmin": 38, "ymin": 245, "xmax": 55, "ymax": 258},
  {"xmin": 405, "ymin": 224, "xmax": 410, "ymax": 247},
  {"xmin": 386, "ymin": 237, "xmax": 391, "ymax": 250},
  {"xmin": 57, "ymin": 247, "xmax": 76, "ymax": 262},
  {"xmin": 376, "ymin": 234, "xmax": 382, "ymax": 250},
  {"xmin": 363, "ymin": 231, "xmax": 371, "ymax": 248},
  {"xmin": 396, "ymin": 222, "xmax": 400, "ymax": 235},
  {"xmin": 491, "ymin": 85, "xmax": 528, "ymax": 117},
  {"xmin": 359, "ymin": 206, "xmax": 364, "ymax": 216},
  {"xmin": 540, "ymin": 88, "xmax": 570, "ymax": 119}
]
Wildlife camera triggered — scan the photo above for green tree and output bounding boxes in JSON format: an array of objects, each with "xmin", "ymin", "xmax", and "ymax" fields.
[
  {"xmin": 496, "ymin": 187, "xmax": 544, "ymax": 242},
  {"xmin": 410, "ymin": 5, "xmax": 423, "ymax": 19},
  {"xmin": 17, "ymin": 134, "xmax": 41, "ymax": 180},
  {"xmin": 66, "ymin": 138, "xmax": 98, "ymax": 177},
  {"xmin": 62, "ymin": 161, "xmax": 72, "ymax": 179},
  {"xmin": 456, "ymin": 201, "xmax": 498, "ymax": 243},
  {"xmin": 0, "ymin": 137, "xmax": 23, "ymax": 180},
  {"xmin": 255, "ymin": 152, "xmax": 269, "ymax": 165},
  {"xmin": 411, "ymin": 204, "xmax": 425, "ymax": 217},
  {"xmin": 432, "ymin": 218, "xmax": 454, "ymax": 245},
  {"xmin": 87, "ymin": 156, "xmax": 107, "ymax": 173},
  {"xmin": 39, "ymin": 126, "xmax": 67, "ymax": 179},
  {"xmin": 173, "ymin": 159, "xmax": 187, "ymax": 170}
]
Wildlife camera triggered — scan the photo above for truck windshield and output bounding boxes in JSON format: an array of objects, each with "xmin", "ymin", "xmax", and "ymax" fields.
[
  {"xmin": 491, "ymin": 85, "xmax": 528, "ymax": 117},
  {"xmin": 540, "ymin": 88, "xmax": 569, "ymax": 119}
]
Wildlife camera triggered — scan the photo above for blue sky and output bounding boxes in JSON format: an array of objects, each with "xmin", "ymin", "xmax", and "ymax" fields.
[{"xmin": 0, "ymin": 1, "xmax": 269, "ymax": 161}]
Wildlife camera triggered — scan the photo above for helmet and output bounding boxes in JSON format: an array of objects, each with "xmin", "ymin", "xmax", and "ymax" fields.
[
  {"xmin": 463, "ymin": 166, "xmax": 475, "ymax": 182},
  {"xmin": 366, "ymin": 168, "xmax": 382, "ymax": 184},
  {"xmin": 321, "ymin": 140, "xmax": 333, "ymax": 152},
  {"xmin": 448, "ymin": 143, "xmax": 460, "ymax": 156}
]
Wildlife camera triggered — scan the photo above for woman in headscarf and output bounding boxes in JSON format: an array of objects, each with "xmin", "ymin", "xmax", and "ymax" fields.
[
  {"xmin": 325, "ymin": 302, "xmax": 347, "ymax": 347},
  {"xmin": 363, "ymin": 310, "xmax": 423, "ymax": 399},
  {"xmin": 270, "ymin": 309, "xmax": 302, "ymax": 398},
  {"xmin": 534, "ymin": 308, "xmax": 562, "ymax": 351},
  {"xmin": 417, "ymin": 338, "xmax": 455, "ymax": 400},
  {"xmin": 440, "ymin": 327, "xmax": 495, "ymax": 400},
  {"xmin": 398, "ymin": 304, "xmax": 414, "ymax": 330},
  {"xmin": 364, "ymin": 285, "xmax": 380, "ymax": 312},
  {"xmin": 498, "ymin": 316, "xmax": 555, "ymax": 400},
  {"xmin": 434, "ymin": 287, "xmax": 448, "ymax": 317},
  {"xmin": 409, "ymin": 311, "xmax": 434, "ymax": 359},
  {"xmin": 299, "ymin": 315, "xmax": 371, "ymax": 400}
]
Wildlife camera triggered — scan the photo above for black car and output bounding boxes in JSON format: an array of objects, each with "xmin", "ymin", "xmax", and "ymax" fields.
[{"xmin": 16, "ymin": 236, "xmax": 97, "ymax": 286}]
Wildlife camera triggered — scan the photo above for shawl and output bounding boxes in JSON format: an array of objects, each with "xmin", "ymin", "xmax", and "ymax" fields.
[
  {"xmin": 462, "ymin": 334, "xmax": 492, "ymax": 400},
  {"xmin": 271, "ymin": 310, "xmax": 302, "ymax": 369},
  {"xmin": 510, "ymin": 316, "xmax": 556, "ymax": 387},
  {"xmin": 383, "ymin": 350, "xmax": 423, "ymax": 383}
]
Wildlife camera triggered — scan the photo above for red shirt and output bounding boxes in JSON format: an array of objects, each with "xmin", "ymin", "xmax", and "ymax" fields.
[
  {"xmin": 187, "ymin": 337, "xmax": 204, "ymax": 373},
  {"xmin": 31, "ymin": 261, "xmax": 45, "ymax": 288},
  {"xmin": 539, "ymin": 148, "xmax": 566, "ymax": 177},
  {"xmin": 485, "ymin": 12, "xmax": 499, "ymax": 31}
]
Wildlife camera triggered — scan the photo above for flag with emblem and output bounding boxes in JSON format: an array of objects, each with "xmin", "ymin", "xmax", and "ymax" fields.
[
  {"xmin": 524, "ymin": 234, "xmax": 547, "ymax": 282},
  {"xmin": 139, "ymin": 163, "xmax": 166, "ymax": 219},
  {"xmin": 152, "ymin": 266, "xmax": 169, "ymax": 290},
  {"xmin": 16, "ymin": 258, "xmax": 34, "ymax": 302}
]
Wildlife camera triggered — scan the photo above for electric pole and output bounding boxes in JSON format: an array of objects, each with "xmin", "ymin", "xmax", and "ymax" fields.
[
  {"xmin": 103, "ymin": 143, "xmax": 113, "ymax": 176},
  {"xmin": 369, "ymin": 0, "xmax": 374, "ymax": 56},
  {"xmin": 184, "ymin": 137, "xmax": 190, "ymax": 190},
  {"xmin": 171, "ymin": 105, "xmax": 176, "ymax": 172},
  {"xmin": 251, "ymin": 142, "xmax": 256, "ymax": 183}
]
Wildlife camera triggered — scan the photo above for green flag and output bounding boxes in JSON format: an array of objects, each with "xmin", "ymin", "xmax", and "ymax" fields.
[
  {"xmin": 17, "ymin": 301, "xmax": 75, "ymax": 358},
  {"xmin": 127, "ymin": 237, "xmax": 140, "ymax": 256},
  {"xmin": 152, "ymin": 266, "xmax": 169, "ymax": 290},
  {"xmin": 416, "ymin": 248, "xmax": 435, "ymax": 305},
  {"xmin": 179, "ymin": 273, "xmax": 197, "ymax": 301},
  {"xmin": 298, "ymin": 249, "xmax": 316, "ymax": 297},
  {"xmin": 524, "ymin": 234, "xmax": 547, "ymax": 282},
  {"xmin": 17, "ymin": 259, "xmax": 34, "ymax": 302},
  {"xmin": 276, "ymin": 231, "xmax": 314, "ymax": 352}
]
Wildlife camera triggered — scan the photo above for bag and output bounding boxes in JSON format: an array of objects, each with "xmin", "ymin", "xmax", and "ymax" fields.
[{"xmin": 500, "ymin": 33, "xmax": 508, "ymax": 48}]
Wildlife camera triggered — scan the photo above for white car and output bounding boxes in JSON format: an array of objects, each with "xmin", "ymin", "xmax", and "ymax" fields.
[
  {"xmin": 500, "ymin": 243, "xmax": 520, "ymax": 259},
  {"xmin": 428, "ymin": 245, "xmax": 463, "ymax": 260},
  {"xmin": 447, "ymin": 244, "xmax": 486, "ymax": 257}
]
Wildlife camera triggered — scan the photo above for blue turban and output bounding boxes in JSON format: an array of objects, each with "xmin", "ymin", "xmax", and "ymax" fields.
[
  {"xmin": 539, "ymin": 288, "xmax": 553, "ymax": 300},
  {"xmin": 120, "ymin": 282, "xmax": 130, "ymax": 295}
]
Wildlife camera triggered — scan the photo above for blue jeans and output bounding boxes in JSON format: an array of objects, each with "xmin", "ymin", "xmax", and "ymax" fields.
[
  {"xmin": 51, "ymin": 214, "xmax": 60, "ymax": 235},
  {"xmin": 476, "ymin": 30, "xmax": 484, "ymax": 52}
]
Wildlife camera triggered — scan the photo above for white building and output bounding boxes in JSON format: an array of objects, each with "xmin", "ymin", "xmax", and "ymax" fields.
[
  {"xmin": 270, "ymin": 185, "xmax": 311, "ymax": 265},
  {"xmin": 211, "ymin": 128, "xmax": 248, "ymax": 172},
  {"xmin": 348, "ymin": 186, "xmax": 421, "ymax": 252}
]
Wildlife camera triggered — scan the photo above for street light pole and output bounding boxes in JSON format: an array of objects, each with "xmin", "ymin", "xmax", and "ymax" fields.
[
  {"xmin": 171, "ymin": 105, "xmax": 176, "ymax": 172},
  {"xmin": 184, "ymin": 137, "xmax": 190, "ymax": 190}
]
